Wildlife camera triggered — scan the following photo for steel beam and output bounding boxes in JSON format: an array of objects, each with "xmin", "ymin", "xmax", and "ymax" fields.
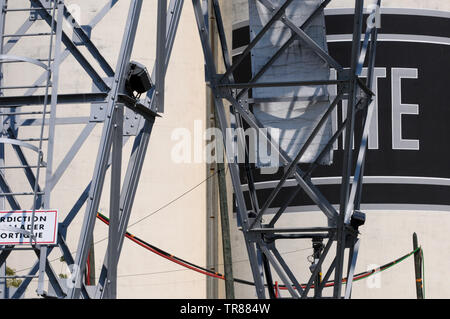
[
  {"xmin": 0, "ymin": 0, "xmax": 128, "ymax": 300},
  {"xmin": 235, "ymin": 0, "xmax": 333, "ymax": 101},
  {"xmin": 155, "ymin": 0, "xmax": 167, "ymax": 112},
  {"xmin": 257, "ymin": 0, "xmax": 343, "ymax": 71},
  {"xmin": 31, "ymin": 0, "xmax": 112, "ymax": 91},
  {"xmin": 194, "ymin": 0, "xmax": 380, "ymax": 299},
  {"xmin": 105, "ymin": 102, "xmax": 123, "ymax": 299},
  {"xmin": 68, "ymin": 0, "xmax": 144, "ymax": 299},
  {"xmin": 221, "ymin": 0, "xmax": 296, "ymax": 81},
  {"xmin": 249, "ymin": 93, "xmax": 343, "ymax": 228},
  {"xmin": 333, "ymin": 0, "xmax": 365, "ymax": 298},
  {"xmin": 193, "ymin": 0, "xmax": 267, "ymax": 298},
  {"xmin": 94, "ymin": 0, "xmax": 183, "ymax": 298}
]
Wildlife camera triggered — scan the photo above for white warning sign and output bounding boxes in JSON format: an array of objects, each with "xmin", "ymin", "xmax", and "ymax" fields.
[{"xmin": 0, "ymin": 210, "xmax": 58, "ymax": 245}]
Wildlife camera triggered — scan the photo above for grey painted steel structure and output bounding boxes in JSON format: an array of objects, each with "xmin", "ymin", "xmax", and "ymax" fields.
[
  {"xmin": 0, "ymin": 0, "xmax": 380, "ymax": 299},
  {"xmin": 0, "ymin": 0, "xmax": 183, "ymax": 298},
  {"xmin": 192, "ymin": 0, "xmax": 381, "ymax": 298}
]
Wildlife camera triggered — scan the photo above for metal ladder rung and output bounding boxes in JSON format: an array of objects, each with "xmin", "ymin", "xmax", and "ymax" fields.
[
  {"xmin": 2, "ymin": 32, "xmax": 55, "ymax": 38},
  {"xmin": 17, "ymin": 138, "xmax": 49, "ymax": 142},
  {"xmin": 4, "ymin": 8, "xmax": 53, "ymax": 12},
  {"xmin": 0, "ymin": 165, "xmax": 47, "ymax": 169},
  {"xmin": 0, "ymin": 275, "xmax": 39, "ymax": 279},
  {"xmin": 0, "ymin": 192, "xmax": 45, "ymax": 196},
  {"xmin": 0, "ymin": 58, "xmax": 54, "ymax": 64},
  {"xmin": 0, "ymin": 111, "xmax": 51, "ymax": 116},
  {"xmin": 0, "ymin": 247, "xmax": 41, "ymax": 251},
  {"xmin": 0, "ymin": 2, "xmax": 60, "ymax": 293},
  {"xmin": 0, "ymin": 84, "xmax": 52, "ymax": 90}
]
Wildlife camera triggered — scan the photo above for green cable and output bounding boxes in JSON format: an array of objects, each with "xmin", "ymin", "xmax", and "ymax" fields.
[
  {"xmin": 351, "ymin": 246, "xmax": 421, "ymax": 284},
  {"xmin": 421, "ymin": 248, "xmax": 425, "ymax": 299}
]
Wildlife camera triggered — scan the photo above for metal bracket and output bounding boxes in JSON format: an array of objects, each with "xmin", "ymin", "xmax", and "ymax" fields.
[
  {"xmin": 89, "ymin": 104, "xmax": 107, "ymax": 122},
  {"xmin": 73, "ymin": 26, "xmax": 92, "ymax": 45},
  {"xmin": 123, "ymin": 108, "xmax": 142, "ymax": 136},
  {"xmin": 30, "ymin": 8, "xmax": 46, "ymax": 21},
  {"xmin": 90, "ymin": 78, "xmax": 113, "ymax": 122},
  {"xmin": 337, "ymin": 69, "xmax": 352, "ymax": 94}
]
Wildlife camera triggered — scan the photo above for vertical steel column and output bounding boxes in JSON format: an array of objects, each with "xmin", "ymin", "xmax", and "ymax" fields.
[
  {"xmin": 68, "ymin": 0, "xmax": 143, "ymax": 299},
  {"xmin": 201, "ymin": 0, "xmax": 380, "ymax": 299},
  {"xmin": 36, "ymin": 245, "xmax": 48, "ymax": 295},
  {"xmin": 210, "ymin": 0, "xmax": 235, "ymax": 298},
  {"xmin": 206, "ymin": 0, "xmax": 219, "ymax": 299},
  {"xmin": 0, "ymin": 0, "xmax": 6, "ymax": 93},
  {"xmin": 355, "ymin": 1, "xmax": 380, "ymax": 209},
  {"xmin": 94, "ymin": 119, "xmax": 156, "ymax": 299},
  {"xmin": 105, "ymin": 101, "xmax": 124, "ymax": 299},
  {"xmin": 44, "ymin": 0, "xmax": 65, "ymax": 210},
  {"xmin": 333, "ymin": 0, "xmax": 365, "ymax": 299},
  {"xmin": 0, "ymin": 0, "xmax": 6, "ymax": 299},
  {"xmin": 94, "ymin": 0, "xmax": 184, "ymax": 299},
  {"xmin": 312, "ymin": 238, "xmax": 324, "ymax": 298},
  {"xmin": 192, "ymin": 0, "xmax": 267, "ymax": 298},
  {"xmin": 155, "ymin": 0, "xmax": 167, "ymax": 112},
  {"xmin": 148, "ymin": 0, "xmax": 184, "ymax": 113},
  {"xmin": 217, "ymin": 157, "xmax": 235, "ymax": 299},
  {"xmin": 344, "ymin": 238, "xmax": 360, "ymax": 299}
]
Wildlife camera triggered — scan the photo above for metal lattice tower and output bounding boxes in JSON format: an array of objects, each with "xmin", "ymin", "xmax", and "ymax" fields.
[
  {"xmin": 0, "ymin": 0, "xmax": 183, "ymax": 298},
  {"xmin": 0, "ymin": 0, "xmax": 65, "ymax": 297},
  {"xmin": 192, "ymin": 0, "xmax": 381, "ymax": 299},
  {"xmin": 0, "ymin": 0, "xmax": 380, "ymax": 299}
]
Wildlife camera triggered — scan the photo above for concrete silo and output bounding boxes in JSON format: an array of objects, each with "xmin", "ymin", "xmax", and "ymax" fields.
[{"xmin": 229, "ymin": 0, "xmax": 450, "ymax": 299}]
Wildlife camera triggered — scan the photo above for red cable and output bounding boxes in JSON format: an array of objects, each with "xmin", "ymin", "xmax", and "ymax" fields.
[
  {"xmin": 97, "ymin": 214, "xmax": 224, "ymax": 280},
  {"xmin": 125, "ymin": 232, "xmax": 224, "ymax": 280},
  {"xmin": 275, "ymin": 281, "xmax": 279, "ymax": 298},
  {"xmin": 96, "ymin": 213, "xmax": 386, "ymax": 290},
  {"xmin": 86, "ymin": 253, "xmax": 91, "ymax": 285},
  {"xmin": 98, "ymin": 214, "xmax": 343, "ymax": 288}
]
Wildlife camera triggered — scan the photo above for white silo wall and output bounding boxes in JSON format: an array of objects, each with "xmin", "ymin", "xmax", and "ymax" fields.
[{"xmin": 230, "ymin": 0, "xmax": 450, "ymax": 299}]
